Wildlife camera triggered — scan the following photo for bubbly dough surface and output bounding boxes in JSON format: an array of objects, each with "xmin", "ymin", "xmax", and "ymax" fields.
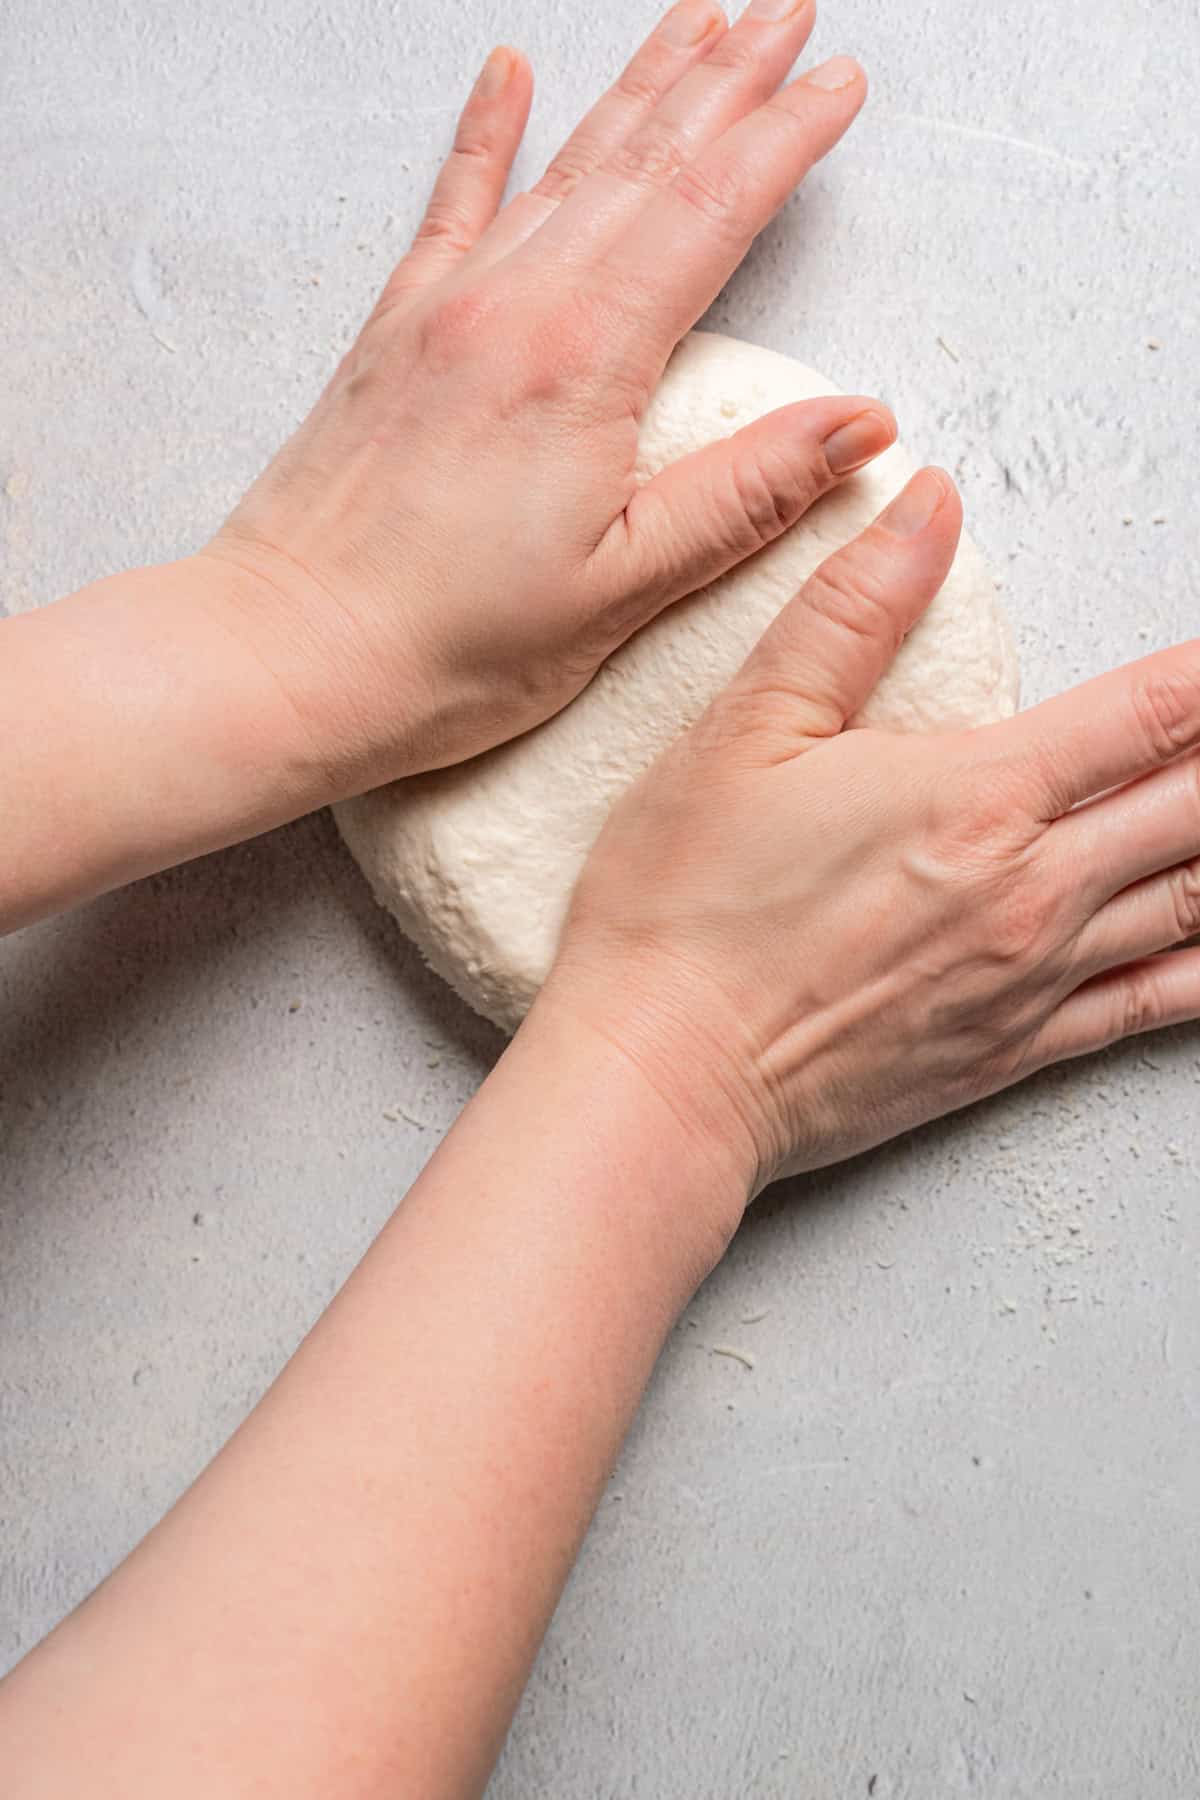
[{"xmin": 336, "ymin": 331, "xmax": 1020, "ymax": 1032}]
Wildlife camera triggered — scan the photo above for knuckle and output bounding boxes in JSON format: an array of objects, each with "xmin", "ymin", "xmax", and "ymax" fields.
[
  {"xmin": 923, "ymin": 775, "xmax": 1059, "ymax": 963},
  {"xmin": 693, "ymin": 683, "xmax": 777, "ymax": 760},
  {"xmin": 761, "ymin": 91, "xmax": 819, "ymax": 140},
  {"xmin": 449, "ymin": 131, "xmax": 494, "ymax": 166},
  {"xmin": 614, "ymin": 63, "xmax": 667, "ymax": 108},
  {"xmin": 1016, "ymin": 738, "xmax": 1073, "ymax": 816},
  {"xmin": 370, "ymin": 273, "xmax": 421, "ymax": 323},
  {"xmin": 497, "ymin": 289, "xmax": 613, "ymax": 411},
  {"xmin": 413, "ymin": 199, "xmax": 475, "ymax": 257},
  {"xmin": 722, "ymin": 440, "xmax": 810, "ymax": 553},
  {"xmin": 534, "ymin": 142, "xmax": 594, "ymax": 204},
  {"xmin": 1117, "ymin": 969, "xmax": 1163, "ymax": 1043},
  {"xmin": 416, "ymin": 285, "xmax": 502, "ymax": 365},
  {"xmin": 979, "ymin": 874, "xmax": 1060, "ymax": 967},
  {"xmin": 527, "ymin": 294, "xmax": 602, "ymax": 388},
  {"xmin": 609, "ymin": 119, "xmax": 690, "ymax": 190},
  {"xmin": 1166, "ymin": 859, "xmax": 1200, "ymax": 940},
  {"xmin": 805, "ymin": 557, "xmax": 901, "ymax": 653},
  {"xmin": 949, "ymin": 1032, "xmax": 1018, "ymax": 1104},
  {"xmin": 702, "ymin": 31, "xmax": 761, "ymax": 76},
  {"xmin": 1131, "ymin": 666, "xmax": 1200, "ymax": 765},
  {"xmin": 984, "ymin": 1016, "xmax": 1050, "ymax": 1090},
  {"xmin": 672, "ymin": 155, "xmax": 744, "ymax": 227},
  {"xmin": 933, "ymin": 760, "xmax": 1033, "ymax": 859}
]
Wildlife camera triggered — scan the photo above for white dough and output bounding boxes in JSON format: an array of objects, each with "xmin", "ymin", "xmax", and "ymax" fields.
[{"xmin": 335, "ymin": 331, "xmax": 1020, "ymax": 1033}]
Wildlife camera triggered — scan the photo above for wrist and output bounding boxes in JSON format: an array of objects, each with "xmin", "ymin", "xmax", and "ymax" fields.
[
  {"xmin": 193, "ymin": 535, "xmax": 389, "ymax": 800},
  {"xmin": 2, "ymin": 555, "xmax": 368, "ymax": 929},
  {"xmin": 197, "ymin": 524, "xmax": 454, "ymax": 802},
  {"xmin": 524, "ymin": 968, "xmax": 761, "ymax": 1277}
]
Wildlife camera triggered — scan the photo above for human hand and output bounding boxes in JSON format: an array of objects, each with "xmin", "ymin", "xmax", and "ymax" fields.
[
  {"xmin": 205, "ymin": 1, "xmax": 889, "ymax": 789},
  {"xmin": 550, "ymin": 465, "xmax": 1200, "ymax": 1211}
]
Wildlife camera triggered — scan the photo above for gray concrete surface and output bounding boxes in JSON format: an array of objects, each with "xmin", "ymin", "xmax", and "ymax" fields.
[{"xmin": 2, "ymin": 0, "xmax": 1199, "ymax": 1792}]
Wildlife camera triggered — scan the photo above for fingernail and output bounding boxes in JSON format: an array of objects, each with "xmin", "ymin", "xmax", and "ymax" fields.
[
  {"xmin": 745, "ymin": 0, "xmax": 811, "ymax": 23},
  {"xmin": 880, "ymin": 469, "xmax": 949, "ymax": 538},
  {"xmin": 662, "ymin": 0, "xmax": 724, "ymax": 46},
  {"xmin": 475, "ymin": 46, "xmax": 513, "ymax": 98},
  {"xmin": 823, "ymin": 409, "xmax": 895, "ymax": 476},
  {"xmin": 803, "ymin": 55, "xmax": 862, "ymax": 91}
]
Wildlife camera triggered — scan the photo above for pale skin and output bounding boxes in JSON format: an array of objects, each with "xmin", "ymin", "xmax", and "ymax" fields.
[{"xmin": 4, "ymin": 3, "xmax": 1200, "ymax": 1795}]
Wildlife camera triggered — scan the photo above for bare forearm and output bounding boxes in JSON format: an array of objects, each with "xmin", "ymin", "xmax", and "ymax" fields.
[
  {"xmin": 0, "ymin": 555, "xmax": 392, "ymax": 933},
  {"xmin": 0, "ymin": 990, "xmax": 749, "ymax": 1798}
]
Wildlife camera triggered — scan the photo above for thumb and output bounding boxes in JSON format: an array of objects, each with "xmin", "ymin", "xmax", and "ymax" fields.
[
  {"xmin": 729, "ymin": 468, "xmax": 963, "ymax": 745},
  {"xmin": 587, "ymin": 395, "xmax": 897, "ymax": 638}
]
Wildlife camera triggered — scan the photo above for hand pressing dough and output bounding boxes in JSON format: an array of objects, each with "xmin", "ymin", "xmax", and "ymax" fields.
[{"xmin": 336, "ymin": 331, "xmax": 1020, "ymax": 1033}]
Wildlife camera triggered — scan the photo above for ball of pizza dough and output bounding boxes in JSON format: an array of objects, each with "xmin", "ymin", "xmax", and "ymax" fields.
[{"xmin": 335, "ymin": 331, "xmax": 1019, "ymax": 1033}]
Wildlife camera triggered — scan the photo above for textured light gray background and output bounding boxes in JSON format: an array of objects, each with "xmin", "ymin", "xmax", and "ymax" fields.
[{"xmin": 2, "ymin": 1, "xmax": 1199, "ymax": 1793}]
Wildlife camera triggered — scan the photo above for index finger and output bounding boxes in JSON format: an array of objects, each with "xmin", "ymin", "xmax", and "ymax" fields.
[{"xmin": 996, "ymin": 642, "xmax": 1200, "ymax": 819}]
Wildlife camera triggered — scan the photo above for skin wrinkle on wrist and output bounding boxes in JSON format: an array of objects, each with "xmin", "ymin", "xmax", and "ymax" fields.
[
  {"xmin": 533, "ymin": 970, "xmax": 762, "ymax": 1238},
  {"xmin": 194, "ymin": 540, "xmax": 403, "ymax": 799},
  {"xmin": 189, "ymin": 550, "xmax": 356, "ymax": 798}
]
